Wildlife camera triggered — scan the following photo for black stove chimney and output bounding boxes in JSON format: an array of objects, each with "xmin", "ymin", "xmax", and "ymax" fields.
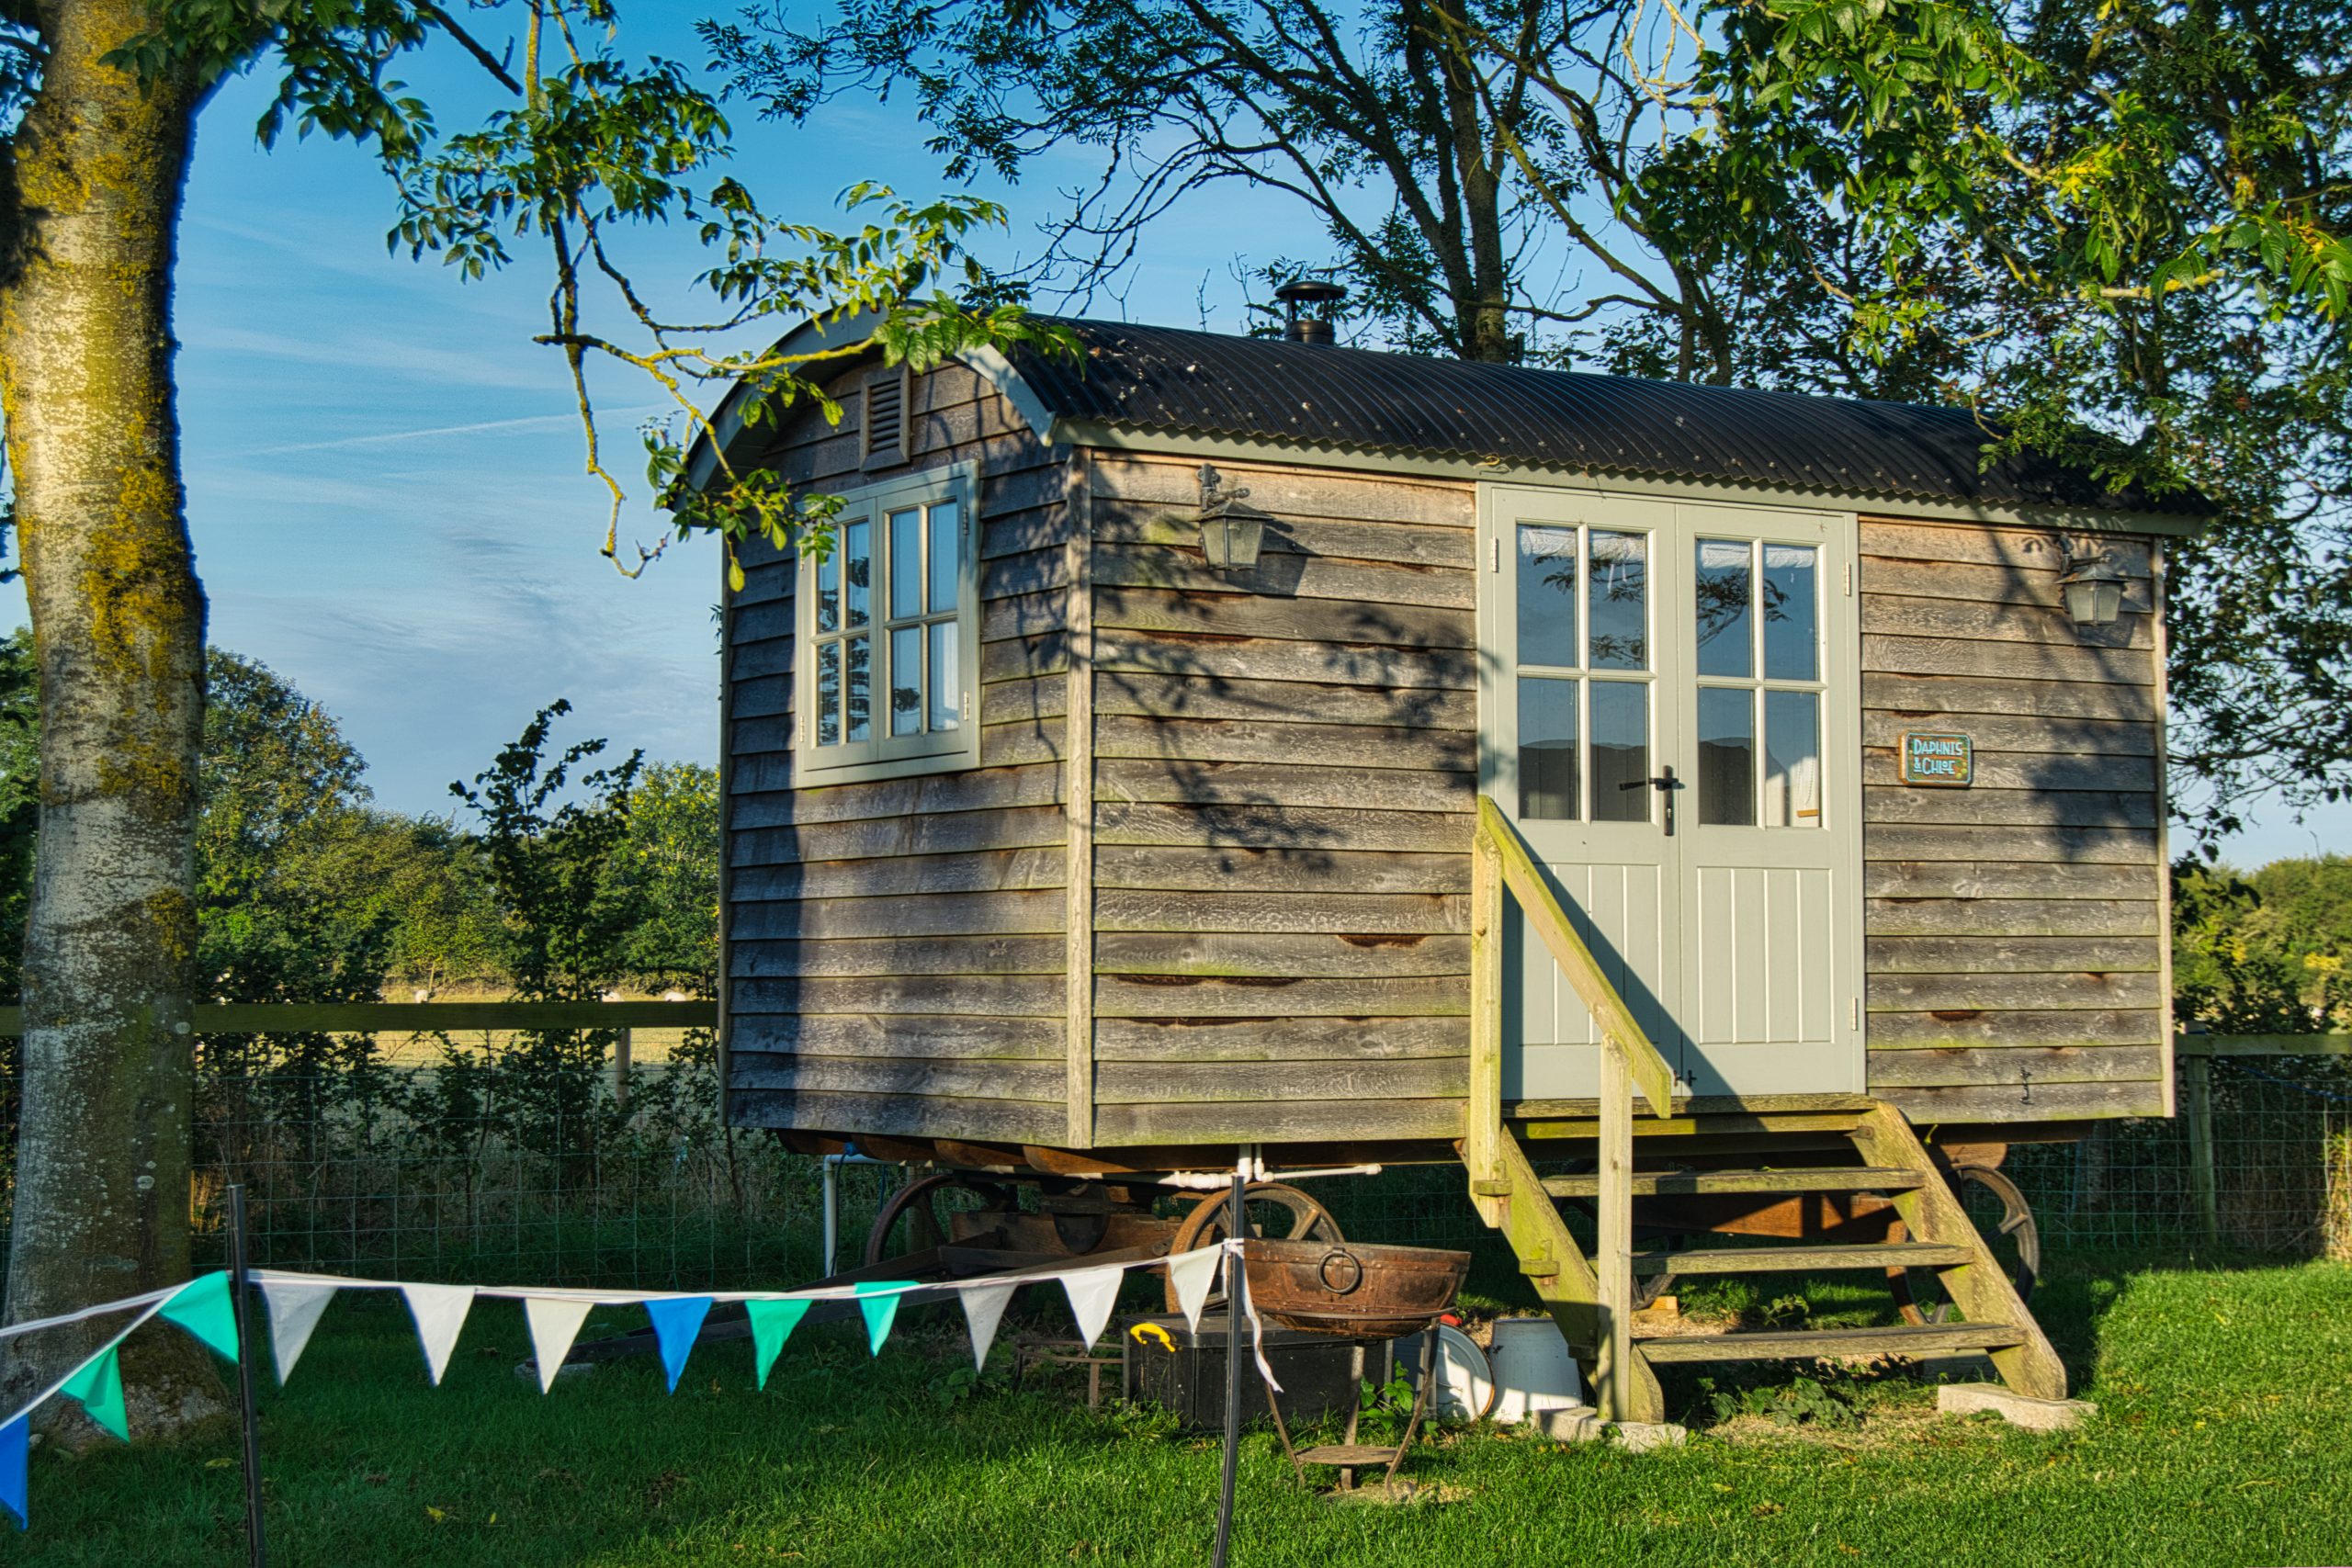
[{"xmin": 1275, "ymin": 276, "xmax": 1347, "ymax": 344}]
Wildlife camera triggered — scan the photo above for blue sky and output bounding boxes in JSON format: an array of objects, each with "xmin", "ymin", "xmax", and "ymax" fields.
[{"xmin": 0, "ymin": 11, "xmax": 2340, "ymax": 866}]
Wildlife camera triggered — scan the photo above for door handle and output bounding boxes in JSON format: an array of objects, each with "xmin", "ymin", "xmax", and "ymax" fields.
[{"xmin": 1618, "ymin": 764, "xmax": 1681, "ymax": 835}]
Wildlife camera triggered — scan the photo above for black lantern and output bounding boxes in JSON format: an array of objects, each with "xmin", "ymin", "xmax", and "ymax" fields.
[
  {"xmin": 1196, "ymin": 465, "xmax": 1270, "ymax": 574},
  {"xmin": 2057, "ymin": 542, "xmax": 2127, "ymax": 626}
]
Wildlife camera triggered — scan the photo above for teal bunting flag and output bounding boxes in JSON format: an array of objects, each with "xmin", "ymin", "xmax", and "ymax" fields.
[
  {"xmin": 854, "ymin": 1283, "xmax": 915, "ymax": 1356},
  {"xmin": 745, "ymin": 1299, "xmax": 809, "ymax": 1390},
  {"xmin": 60, "ymin": 1347, "xmax": 127, "ymax": 1443},
  {"xmin": 643, "ymin": 1297, "xmax": 711, "ymax": 1393},
  {"xmin": 157, "ymin": 1273, "xmax": 240, "ymax": 1362},
  {"xmin": 0, "ymin": 1413, "xmax": 24, "ymax": 1529}
]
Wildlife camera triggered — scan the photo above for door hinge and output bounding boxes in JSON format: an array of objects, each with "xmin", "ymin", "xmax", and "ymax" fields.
[
  {"xmin": 1490, "ymin": 536, "xmax": 1501, "ymax": 572},
  {"xmin": 1851, "ymin": 996, "xmax": 1860, "ymax": 1030},
  {"xmin": 963, "ymin": 690, "xmax": 973, "ymax": 723},
  {"xmin": 1842, "ymin": 560, "xmax": 1853, "ymax": 596}
]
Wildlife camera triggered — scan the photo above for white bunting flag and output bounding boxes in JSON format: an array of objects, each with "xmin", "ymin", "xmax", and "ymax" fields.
[
  {"xmin": 1059, "ymin": 1263, "xmax": 1127, "ymax": 1350},
  {"xmin": 1165, "ymin": 1248, "xmax": 1220, "ymax": 1334},
  {"xmin": 523, "ymin": 1298, "xmax": 595, "ymax": 1394},
  {"xmin": 401, "ymin": 1283, "xmax": 477, "ymax": 1386},
  {"xmin": 957, "ymin": 1280, "xmax": 1019, "ymax": 1371},
  {"xmin": 258, "ymin": 1279, "xmax": 338, "ymax": 1386}
]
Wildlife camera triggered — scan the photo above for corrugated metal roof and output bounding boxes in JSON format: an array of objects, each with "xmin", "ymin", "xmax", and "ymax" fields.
[{"xmin": 1010, "ymin": 320, "xmax": 2197, "ymax": 516}]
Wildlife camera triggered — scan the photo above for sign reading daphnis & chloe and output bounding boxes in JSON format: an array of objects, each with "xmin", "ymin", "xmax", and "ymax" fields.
[{"xmin": 1899, "ymin": 730, "xmax": 1973, "ymax": 786}]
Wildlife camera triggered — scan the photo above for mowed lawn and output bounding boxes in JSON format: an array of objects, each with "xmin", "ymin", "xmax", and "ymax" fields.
[{"xmin": 4, "ymin": 1257, "xmax": 2347, "ymax": 1568}]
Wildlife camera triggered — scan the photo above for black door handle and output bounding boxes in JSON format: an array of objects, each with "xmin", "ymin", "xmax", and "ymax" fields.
[{"xmin": 1618, "ymin": 765, "xmax": 1680, "ymax": 834}]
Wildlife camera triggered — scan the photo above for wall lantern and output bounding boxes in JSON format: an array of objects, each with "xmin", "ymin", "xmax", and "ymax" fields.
[
  {"xmin": 1196, "ymin": 465, "xmax": 1271, "ymax": 575},
  {"xmin": 2056, "ymin": 540, "xmax": 2127, "ymax": 626}
]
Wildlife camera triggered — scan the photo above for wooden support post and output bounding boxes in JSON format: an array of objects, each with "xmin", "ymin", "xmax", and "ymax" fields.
[
  {"xmin": 1466, "ymin": 837, "xmax": 1505, "ymax": 1214},
  {"xmin": 1595, "ymin": 1042, "xmax": 1634, "ymax": 1423},
  {"xmin": 1063, "ymin": 452, "xmax": 1096, "ymax": 1151},
  {"xmin": 614, "ymin": 1027, "xmax": 632, "ymax": 1111},
  {"xmin": 2186, "ymin": 1053, "xmax": 2219, "ymax": 1247}
]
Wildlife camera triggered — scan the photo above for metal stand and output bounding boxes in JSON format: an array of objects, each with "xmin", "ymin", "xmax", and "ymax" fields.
[
  {"xmin": 1263, "ymin": 1324, "xmax": 1438, "ymax": 1494},
  {"xmin": 1212, "ymin": 1158, "xmax": 1245, "ymax": 1568},
  {"xmin": 227, "ymin": 1184, "xmax": 267, "ymax": 1568}
]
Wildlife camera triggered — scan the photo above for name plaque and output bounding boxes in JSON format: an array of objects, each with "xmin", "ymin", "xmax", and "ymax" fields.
[{"xmin": 1899, "ymin": 730, "xmax": 1973, "ymax": 787}]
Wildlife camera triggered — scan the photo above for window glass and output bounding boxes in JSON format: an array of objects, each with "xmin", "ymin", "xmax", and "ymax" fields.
[
  {"xmin": 816, "ymin": 640, "xmax": 842, "ymax": 746},
  {"xmin": 843, "ymin": 519, "xmax": 871, "ymax": 629},
  {"xmin": 1762, "ymin": 544, "xmax": 1819, "ymax": 681},
  {"xmin": 1518, "ymin": 677, "xmax": 1579, "ymax": 820},
  {"xmin": 1588, "ymin": 531, "xmax": 1648, "ymax": 670},
  {"xmin": 1697, "ymin": 686, "xmax": 1757, "ymax": 826},
  {"xmin": 816, "ymin": 549, "xmax": 840, "ymax": 635},
  {"xmin": 1764, "ymin": 689, "xmax": 1822, "ymax": 827},
  {"xmin": 929, "ymin": 624, "xmax": 960, "ymax": 733},
  {"xmin": 890, "ymin": 626, "xmax": 923, "ymax": 736},
  {"xmin": 1589, "ymin": 681, "xmax": 1650, "ymax": 820},
  {"xmin": 1694, "ymin": 539, "xmax": 1753, "ymax": 679},
  {"xmin": 888, "ymin": 508, "xmax": 922, "ymax": 620},
  {"xmin": 843, "ymin": 635, "xmax": 872, "ymax": 742},
  {"xmin": 1517, "ymin": 525, "xmax": 1579, "ymax": 668},
  {"xmin": 929, "ymin": 501, "xmax": 962, "ymax": 615}
]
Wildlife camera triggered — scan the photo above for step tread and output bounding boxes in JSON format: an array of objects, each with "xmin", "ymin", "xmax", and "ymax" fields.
[
  {"xmin": 1543, "ymin": 1167, "xmax": 1926, "ymax": 1198},
  {"xmin": 1631, "ymin": 1241, "xmax": 1974, "ymax": 1275},
  {"xmin": 1635, "ymin": 1322, "xmax": 2029, "ymax": 1361},
  {"xmin": 1294, "ymin": 1445, "xmax": 1401, "ymax": 1467}
]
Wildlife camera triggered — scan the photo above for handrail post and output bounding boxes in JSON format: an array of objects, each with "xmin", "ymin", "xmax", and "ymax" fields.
[
  {"xmin": 1595, "ymin": 1039, "xmax": 1634, "ymax": 1422},
  {"xmin": 1467, "ymin": 832, "xmax": 1504, "ymax": 1206}
]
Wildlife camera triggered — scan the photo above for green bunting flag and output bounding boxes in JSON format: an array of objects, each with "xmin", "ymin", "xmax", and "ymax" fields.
[
  {"xmin": 157, "ymin": 1273, "xmax": 240, "ymax": 1363},
  {"xmin": 854, "ymin": 1283, "xmax": 915, "ymax": 1357},
  {"xmin": 745, "ymin": 1299, "xmax": 810, "ymax": 1390},
  {"xmin": 60, "ymin": 1347, "xmax": 127, "ymax": 1443}
]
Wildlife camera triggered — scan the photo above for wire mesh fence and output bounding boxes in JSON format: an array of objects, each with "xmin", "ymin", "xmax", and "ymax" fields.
[{"xmin": 0, "ymin": 1043, "xmax": 2346, "ymax": 1297}]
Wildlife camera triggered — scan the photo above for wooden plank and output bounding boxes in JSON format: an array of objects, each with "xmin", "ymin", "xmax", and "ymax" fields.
[
  {"xmin": 1877, "ymin": 1078, "xmax": 2165, "ymax": 1122},
  {"xmin": 732, "ymin": 636, "xmax": 792, "ymax": 680},
  {"xmin": 1861, "ymin": 593, "xmax": 2154, "ymax": 649},
  {"xmin": 979, "ymin": 502, "xmax": 1066, "ymax": 561},
  {"xmin": 1596, "ymin": 1042, "xmax": 1635, "ymax": 1421},
  {"xmin": 1094, "ymin": 974, "xmax": 1468, "ymax": 1019},
  {"xmin": 1545, "ymin": 1168, "xmax": 1926, "ymax": 1198},
  {"xmin": 1091, "ymin": 542, "xmax": 1474, "ymax": 610},
  {"xmin": 1861, "ymin": 747, "xmax": 2156, "ymax": 793},
  {"xmin": 1867, "ymin": 970, "xmax": 2164, "ymax": 1011},
  {"xmin": 734, "ymin": 974, "xmax": 1064, "ymax": 1017},
  {"xmin": 2177, "ymin": 1032, "xmax": 2352, "ymax": 1057},
  {"xmin": 1465, "ymin": 839, "xmax": 1504, "ymax": 1199},
  {"xmin": 1862, "ymin": 785, "xmax": 2159, "ymax": 829},
  {"xmin": 1632, "ymin": 1242, "xmax": 1973, "ymax": 1275},
  {"xmin": 1095, "ymin": 889, "xmax": 1467, "ymax": 935},
  {"xmin": 1862, "ymin": 824, "xmax": 2160, "ymax": 863},
  {"xmin": 1865, "ymin": 934, "xmax": 2162, "ymax": 974},
  {"xmin": 1862, "ymin": 672, "xmax": 2159, "ymax": 721},
  {"xmin": 729, "ymin": 1088, "xmax": 1065, "ymax": 1143},
  {"xmin": 730, "ymin": 847, "xmax": 1065, "ymax": 903},
  {"xmin": 1094, "ymin": 586, "xmax": 1475, "ymax": 650},
  {"xmin": 1065, "ymin": 448, "xmax": 1097, "ymax": 1151},
  {"xmin": 1095, "ymin": 670, "xmax": 1476, "ymax": 731},
  {"xmin": 1091, "ymin": 506, "xmax": 1477, "ymax": 569},
  {"xmin": 1860, "ymin": 712, "xmax": 2159, "ymax": 759},
  {"xmin": 2153, "ymin": 538, "xmax": 2177, "ymax": 1117},
  {"xmin": 1635, "ymin": 1324, "xmax": 2028, "ymax": 1363},
  {"xmin": 1095, "ymin": 760, "xmax": 1473, "ymax": 814},
  {"xmin": 1863, "ymin": 861, "xmax": 2160, "ymax": 900},
  {"xmin": 1865, "ymin": 897, "xmax": 2159, "ymax": 937},
  {"xmin": 730, "ymin": 935, "xmax": 1065, "ymax": 978},
  {"xmin": 1865, "ymin": 1008, "xmax": 2165, "ymax": 1048},
  {"xmin": 729, "ymin": 671, "xmax": 792, "ymax": 721},
  {"xmin": 728, "ymin": 1011, "xmax": 1061, "ymax": 1059},
  {"xmin": 980, "ymin": 719, "xmax": 1064, "ymax": 768},
  {"xmin": 1095, "ymin": 931, "xmax": 1467, "ymax": 978},
  {"xmin": 1862, "ymin": 634, "xmax": 2154, "ymax": 685},
  {"xmin": 1094, "ymin": 715, "xmax": 1476, "ymax": 773},
  {"xmin": 1091, "ymin": 1097, "xmax": 1463, "ymax": 1145},
  {"xmin": 1867, "ymin": 1044, "xmax": 2165, "ymax": 1087},
  {"xmin": 731, "ymin": 804, "xmax": 1065, "ymax": 866},
  {"xmin": 1093, "ymin": 1014, "xmax": 1467, "ymax": 1062},
  {"xmin": 1094, "ymin": 1055, "xmax": 1466, "ymax": 1104},
  {"xmin": 1094, "ymin": 631, "xmax": 1474, "ymax": 691},
  {"xmin": 981, "ymin": 630, "xmax": 1069, "ymax": 682},
  {"xmin": 981, "ymin": 586, "xmax": 1069, "ymax": 642},
  {"xmin": 1858, "ymin": 518, "xmax": 2153, "ymax": 574},
  {"xmin": 1095, "ymin": 845, "xmax": 1467, "ymax": 895},
  {"xmin": 733, "ymin": 1054, "xmax": 1065, "ymax": 1100},
  {"xmin": 730, "ymin": 760, "xmax": 1061, "ymax": 820},
  {"xmin": 981, "ymin": 674, "xmax": 1068, "ymax": 727},
  {"xmin": 52, "ymin": 999, "xmax": 718, "ymax": 1038},
  {"xmin": 980, "ymin": 543, "xmax": 1072, "ymax": 601},
  {"xmin": 1089, "ymin": 454, "xmax": 1473, "ymax": 526},
  {"xmin": 732, "ymin": 888, "xmax": 1069, "ymax": 941},
  {"xmin": 1859, "ymin": 554, "xmax": 2154, "ymax": 612},
  {"xmin": 1095, "ymin": 801, "xmax": 1472, "ymax": 852}
]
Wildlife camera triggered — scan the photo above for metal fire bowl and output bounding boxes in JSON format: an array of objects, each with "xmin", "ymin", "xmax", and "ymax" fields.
[{"xmin": 1240, "ymin": 1238, "xmax": 1471, "ymax": 1339}]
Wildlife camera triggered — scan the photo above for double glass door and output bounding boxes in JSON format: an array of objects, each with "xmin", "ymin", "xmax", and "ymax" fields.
[{"xmin": 1479, "ymin": 488, "xmax": 1861, "ymax": 1100}]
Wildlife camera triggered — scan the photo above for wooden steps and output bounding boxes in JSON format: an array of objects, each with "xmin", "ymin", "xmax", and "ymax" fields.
[
  {"xmin": 1635, "ymin": 1323, "xmax": 2029, "ymax": 1363},
  {"xmin": 1631, "ymin": 1241, "xmax": 1973, "ymax": 1275},
  {"xmin": 1542, "ymin": 1167, "xmax": 1924, "ymax": 1199}
]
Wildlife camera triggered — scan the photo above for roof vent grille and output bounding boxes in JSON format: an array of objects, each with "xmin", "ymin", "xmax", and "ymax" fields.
[{"xmin": 862, "ymin": 367, "xmax": 908, "ymax": 467}]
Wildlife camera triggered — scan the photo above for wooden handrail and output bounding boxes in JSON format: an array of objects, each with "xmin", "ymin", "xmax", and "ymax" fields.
[
  {"xmin": 1473, "ymin": 796, "xmax": 1675, "ymax": 1116},
  {"xmin": 0, "ymin": 999, "xmax": 716, "ymax": 1037}
]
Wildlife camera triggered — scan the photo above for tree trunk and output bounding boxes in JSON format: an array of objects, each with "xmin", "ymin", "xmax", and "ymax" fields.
[{"xmin": 0, "ymin": 0, "xmax": 226, "ymax": 1437}]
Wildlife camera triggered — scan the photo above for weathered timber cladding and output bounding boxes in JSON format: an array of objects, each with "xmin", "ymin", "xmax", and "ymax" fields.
[
  {"xmin": 1858, "ymin": 516, "xmax": 2167, "ymax": 1119},
  {"xmin": 1083, "ymin": 454, "xmax": 1478, "ymax": 1145},
  {"xmin": 723, "ymin": 359, "xmax": 1074, "ymax": 1142}
]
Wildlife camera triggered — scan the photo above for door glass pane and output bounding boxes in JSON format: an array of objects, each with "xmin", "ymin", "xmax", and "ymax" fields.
[
  {"xmin": 1697, "ymin": 686, "xmax": 1757, "ymax": 826},
  {"xmin": 816, "ymin": 550, "xmax": 840, "ymax": 635},
  {"xmin": 1518, "ymin": 677, "xmax": 1579, "ymax": 819},
  {"xmin": 844, "ymin": 634, "xmax": 872, "ymax": 742},
  {"xmin": 1588, "ymin": 531, "xmax": 1648, "ymax": 670},
  {"xmin": 1765, "ymin": 689, "xmax": 1823, "ymax": 827},
  {"xmin": 1517, "ymin": 525, "xmax": 1579, "ymax": 668},
  {"xmin": 889, "ymin": 626, "xmax": 922, "ymax": 736},
  {"xmin": 888, "ymin": 508, "xmax": 922, "ymax": 619},
  {"xmin": 1694, "ymin": 538, "xmax": 1753, "ymax": 679},
  {"xmin": 816, "ymin": 640, "xmax": 841, "ymax": 746},
  {"xmin": 1589, "ymin": 681, "xmax": 1650, "ymax": 820},
  {"xmin": 844, "ymin": 519, "xmax": 872, "ymax": 629},
  {"xmin": 1763, "ymin": 544, "xmax": 1819, "ymax": 681},
  {"xmin": 928, "ymin": 501, "xmax": 962, "ymax": 614},
  {"xmin": 929, "ymin": 623, "xmax": 960, "ymax": 733}
]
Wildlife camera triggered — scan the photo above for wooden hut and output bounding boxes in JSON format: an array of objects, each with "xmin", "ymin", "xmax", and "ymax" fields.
[{"xmin": 695, "ymin": 301, "xmax": 2196, "ymax": 1420}]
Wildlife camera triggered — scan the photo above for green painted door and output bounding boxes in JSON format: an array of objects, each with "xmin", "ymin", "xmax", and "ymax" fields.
[{"xmin": 1479, "ymin": 486, "xmax": 1863, "ymax": 1101}]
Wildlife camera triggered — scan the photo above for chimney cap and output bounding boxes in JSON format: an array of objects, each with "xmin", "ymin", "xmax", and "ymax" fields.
[
  {"xmin": 1273, "ymin": 276, "xmax": 1348, "ymax": 308},
  {"xmin": 1274, "ymin": 276, "xmax": 1347, "ymax": 344}
]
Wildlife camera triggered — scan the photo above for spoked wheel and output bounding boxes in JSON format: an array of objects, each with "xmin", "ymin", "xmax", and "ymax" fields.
[
  {"xmin": 863, "ymin": 1173, "xmax": 1020, "ymax": 1269},
  {"xmin": 1161, "ymin": 1183, "xmax": 1344, "ymax": 1314},
  {"xmin": 1889, "ymin": 1164, "xmax": 2041, "ymax": 1326}
]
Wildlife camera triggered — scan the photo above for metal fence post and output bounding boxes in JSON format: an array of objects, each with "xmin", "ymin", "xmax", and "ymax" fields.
[
  {"xmin": 2186, "ymin": 1053, "xmax": 2219, "ymax": 1247},
  {"xmin": 614, "ymin": 1026, "xmax": 632, "ymax": 1110}
]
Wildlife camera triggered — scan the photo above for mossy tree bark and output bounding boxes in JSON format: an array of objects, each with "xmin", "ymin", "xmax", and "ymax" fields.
[{"xmin": 0, "ymin": 0, "xmax": 228, "ymax": 1435}]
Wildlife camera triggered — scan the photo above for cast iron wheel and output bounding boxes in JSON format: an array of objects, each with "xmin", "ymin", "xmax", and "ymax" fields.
[
  {"xmin": 863, "ymin": 1173, "xmax": 1019, "ymax": 1269},
  {"xmin": 1888, "ymin": 1165, "xmax": 2041, "ymax": 1326},
  {"xmin": 1160, "ymin": 1183, "xmax": 1344, "ymax": 1314}
]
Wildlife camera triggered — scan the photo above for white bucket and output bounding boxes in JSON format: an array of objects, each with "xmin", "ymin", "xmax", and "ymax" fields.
[{"xmin": 1487, "ymin": 1316, "xmax": 1585, "ymax": 1423}]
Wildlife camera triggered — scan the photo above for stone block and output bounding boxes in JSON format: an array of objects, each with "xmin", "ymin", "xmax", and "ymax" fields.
[
  {"xmin": 1937, "ymin": 1382, "xmax": 2096, "ymax": 1431},
  {"xmin": 1608, "ymin": 1420, "xmax": 1689, "ymax": 1451}
]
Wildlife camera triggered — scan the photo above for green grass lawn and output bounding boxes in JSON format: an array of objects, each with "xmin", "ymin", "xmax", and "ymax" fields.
[{"xmin": 5, "ymin": 1254, "xmax": 2347, "ymax": 1567}]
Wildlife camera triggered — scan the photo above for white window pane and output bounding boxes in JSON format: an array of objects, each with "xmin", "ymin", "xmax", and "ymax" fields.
[
  {"xmin": 843, "ymin": 518, "xmax": 872, "ymax": 629},
  {"xmin": 816, "ymin": 551, "xmax": 840, "ymax": 635},
  {"xmin": 888, "ymin": 508, "xmax": 922, "ymax": 620},
  {"xmin": 816, "ymin": 640, "xmax": 841, "ymax": 746},
  {"xmin": 1518, "ymin": 676, "xmax": 1578, "ymax": 820},
  {"xmin": 890, "ymin": 626, "xmax": 922, "ymax": 737},
  {"xmin": 929, "ymin": 501, "xmax": 962, "ymax": 614},
  {"xmin": 1695, "ymin": 538, "xmax": 1753, "ymax": 679},
  {"xmin": 1697, "ymin": 686, "xmax": 1756, "ymax": 827},
  {"xmin": 844, "ymin": 634, "xmax": 871, "ymax": 742},
  {"xmin": 930, "ymin": 624, "xmax": 961, "ymax": 732},
  {"xmin": 1589, "ymin": 531, "xmax": 1648, "ymax": 671},
  {"xmin": 1765, "ymin": 689, "xmax": 1822, "ymax": 827},
  {"xmin": 1517, "ymin": 525, "xmax": 1578, "ymax": 668},
  {"xmin": 1589, "ymin": 681, "xmax": 1650, "ymax": 820},
  {"xmin": 1763, "ymin": 544, "xmax": 1819, "ymax": 682}
]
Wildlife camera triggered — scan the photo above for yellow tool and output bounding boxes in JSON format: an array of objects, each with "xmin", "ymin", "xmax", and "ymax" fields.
[{"xmin": 1128, "ymin": 1321, "xmax": 1176, "ymax": 1352}]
